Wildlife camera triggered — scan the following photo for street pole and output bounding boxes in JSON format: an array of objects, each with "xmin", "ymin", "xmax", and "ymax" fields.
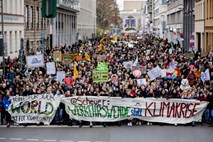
[{"xmin": 1, "ymin": 0, "xmax": 5, "ymax": 76}]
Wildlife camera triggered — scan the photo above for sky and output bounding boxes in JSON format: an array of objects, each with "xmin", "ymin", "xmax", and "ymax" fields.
[{"xmin": 116, "ymin": 0, "xmax": 124, "ymax": 10}]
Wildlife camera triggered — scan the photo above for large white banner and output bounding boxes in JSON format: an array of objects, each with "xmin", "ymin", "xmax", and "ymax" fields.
[
  {"xmin": 8, "ymin": 94, "xmax": 60, "ymax": 125},
  {"xmin": 62, "ymin": 96, "xmax": 208, "ymax": 124},
  {"xmin": 26, "ymin": 54, "xmax": 45, "ymax": 68}
]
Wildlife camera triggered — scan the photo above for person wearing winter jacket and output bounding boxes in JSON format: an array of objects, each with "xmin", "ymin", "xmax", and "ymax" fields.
[{"xmin": 3, "ymin": 91, "xmax": 11, "ymax": 127}]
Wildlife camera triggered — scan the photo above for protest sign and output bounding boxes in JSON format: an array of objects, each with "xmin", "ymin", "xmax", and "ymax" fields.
[
  {"xmin": 132, "ymin": 66, "xmax": 146, "ymax": 74},
  {"xmin": 201, "ymin": 69, "xmax": 210, "ymax": 83},
  {"xmin": 46, "ymin": 62, "xmax": 56, "ymax": 75},
  {"xmin": 56, "ymin": 71, "xmax": 65, "ymax": 83},
  {"xmin": 26, "ymin": 54, "xmax": 45, "ymax": 68},
  {"xmin": 8, "ymin": 94, "xmax": 60, "ymax": 125},
  {"xmin": 53, "ymin": 51, "xmax": 62, "ymax": 62},
  {"xmin": 97, "ymin": 62, "xmax": 108, "ymax": 71},
  {"xmin": 93, "ymin": 70, "xmax": 108, "ymax": 82},
  {"xmin": 76, "ymin": 55, "xmax": 83, "ymax": 61},
  {"xmin": 123, "ymin": 61, "xmax": 133, "ymax": 69},
  {"xmin": 62, "ymin": 53, "xmax": 78, "ymax": 60},
  {"xmin": 148, "ymin": 66, "xmax": 162, "ymax": 81},
  {"xmin": 137, "ymin": 79, "xmax": 147, "ymax": 86},
  {"xmin": 62, "ymin": 96, "xmax": 208, "ymax": 124},
  {"xmin": 161, "ymin": 69, "xmax": 167, "ymax": 78},
  {"xmin": 97, "ymin": 55, "xmax": 106, "ymax": 62}
]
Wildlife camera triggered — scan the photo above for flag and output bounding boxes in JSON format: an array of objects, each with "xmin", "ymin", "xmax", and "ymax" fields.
[
  {"xmin": 133, "ymin": 56, "xmax": 138, "ymax": 66},
  {"xmin": 201, "ymin": 69, "xmax": 210, "ymax": 83},
  {"xmin": 100, "ymin": 37, "xmax": 106, "ymax": 43},
  {"xmin": 85, "ymin": 52, "xmax": 91, "ymax": 61},
  {"xmin": 98, "ymin": 44, "xmax": 102, "ymax": 52},
  {"xmin": 73, "ymin": 65, "xmax": 79, "ymax": 80}
]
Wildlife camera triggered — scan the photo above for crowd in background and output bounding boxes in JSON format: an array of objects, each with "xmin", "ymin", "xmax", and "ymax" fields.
[{"xmin": 0, "ymin": 34, "xmax": 212, "ymax": 127}]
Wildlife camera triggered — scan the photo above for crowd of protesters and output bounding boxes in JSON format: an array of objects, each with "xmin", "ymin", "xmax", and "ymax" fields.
[{"xmin": 0, "ymin": 33, "xmax": 212, "ymax": 127}]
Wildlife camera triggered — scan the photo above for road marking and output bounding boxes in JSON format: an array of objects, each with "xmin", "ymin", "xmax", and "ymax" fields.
[
  {"xmin": 10, "ymin": 138, "xmax": 23, "ymax": 141},
  {"xmin": 43, "ymin": 139, "xmax": 56, "ymax": 142},
  {"xmin": 60, "ymin": 140, "xmax": 73, "ymax": 142},
  {"xmin": 26, "ymin": 139, "xmax": 39, "ymax": 141},
  {"xmin": 0, "ymin": 137, "xmax": 6, "ymax": 140}
]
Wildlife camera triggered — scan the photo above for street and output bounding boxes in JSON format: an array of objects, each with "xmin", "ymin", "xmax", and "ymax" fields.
[{"xmin": 0, "ymin": 125, "xmax": 213, "ymax": 142}]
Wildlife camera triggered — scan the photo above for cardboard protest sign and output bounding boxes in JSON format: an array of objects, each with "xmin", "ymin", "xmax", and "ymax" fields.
[
  {"xmin": 62, "ymin": 53, "xmax": 78, "ymax": 60},
  {"xmin": 53, "ymin": 51, "xmax": 62, "ymax": 62},
  {"xmin": 46, "ymin": 62, "xmax": 56, "ymax": 75},
  {"xmin": 76, "ymin": 55, "xmax": 83, "ymax": 61},
  {"xmin": 62, "ymin": 96, "xmax": 208, "ymax": 124},
  {"xmin": 8, "ymin": 94, "xmax": 60, "ymax": 125}
]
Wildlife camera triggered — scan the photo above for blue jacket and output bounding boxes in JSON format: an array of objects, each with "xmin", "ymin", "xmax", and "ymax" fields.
[{"xmin": 3, "ymin": 96, "xmax": 11, "ymax": 110}]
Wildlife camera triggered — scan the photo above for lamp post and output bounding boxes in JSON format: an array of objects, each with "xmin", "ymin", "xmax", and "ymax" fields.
[{"xmin": 0, "ymin": 0, "xmax": 5, "ymax": 76}]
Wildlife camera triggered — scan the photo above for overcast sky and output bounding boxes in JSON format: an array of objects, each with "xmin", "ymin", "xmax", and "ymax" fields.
[{"xmin": 116, "ymin": 0, "xmax": 124, "ymax": 10}]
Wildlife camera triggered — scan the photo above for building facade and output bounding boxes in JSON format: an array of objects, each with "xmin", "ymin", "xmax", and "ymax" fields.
[
  {"xmin": 120, "ymin": 0, "xmax": 146, "ymax": 32},
  {"xmin": 24, "ymin": 0, "xmax": 50, "ymax": 54},
  {"xmin": 77, "ymin": 0, "xmax": 96, "ymax": 40},
  {"xmin": 183, "ymin": 0, "xmax": 195, "ymax": 52},
  {"xmin": 205, "ymin": 0, "xmax": 213, "ymax": 52},
  {"xmin": 166, "ymin": 0, "xmax": 184, "ymax": 45},
  {"xmin": 1, "ymin": 0, "xmax": 25, "ymax": 58},
  {"xmin": 153, "ymin": 0, "xmax": 167, "ymax": 38},
  {"xmin": 146, "ymin": 0, "xmax": 154, "ymax": 32},
  {"xmin": 195, "ymin": 0, "xmax": 204, "ymax": 52},
  {"xmin": 52, "ymin": 0, "xmax": 80, "ymax": 48}
]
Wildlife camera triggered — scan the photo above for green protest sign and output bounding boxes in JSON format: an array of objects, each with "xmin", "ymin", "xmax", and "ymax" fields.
[
  {"xmin": 97, "ymin": 62, "xmax": 108, "ymax": 71},
  {"xmin": 92, "ymin": 70, "xmax": 108, "ymax": 82}
]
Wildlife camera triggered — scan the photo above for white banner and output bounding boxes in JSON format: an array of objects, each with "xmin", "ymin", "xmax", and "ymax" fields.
[
  {"xmin": 26, "ymin": 54, "xmax": 45, "ymax": 68},
  {"xmin": 62, "ymin": 96, "xmax": 208, "ymax": 124},
  {"xmin": 46, "ymin": 62, "xmax": 56, "ymax": 75},
  {"xmin": 8, "ymin": 94, "xmax": 60, "ymax": 125},
  {"xmin": 148, "ymin": 66, "xmax": 162, "ymax": 81}
]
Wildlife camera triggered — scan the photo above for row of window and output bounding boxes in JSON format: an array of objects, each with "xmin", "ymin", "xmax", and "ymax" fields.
[
  {"xmin": 3, "ymin": 0, "xmax": 23, "ymax": 15},
  {"xmin": 25, "ymin": 5, "xmax": 49, "ymax": 30},
  {"xmin": 206, "ymin": 0, "xmax": 213, "ymax": 19},
  {"xmin": 4, "ymin": 31, "xmax": 22, "ymax": 54}
]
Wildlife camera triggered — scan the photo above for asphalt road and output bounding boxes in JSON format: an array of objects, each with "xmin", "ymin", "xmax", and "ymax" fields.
[{"xmin": 0, "ymin": 125, "xmax": 213, "ymax": 142}]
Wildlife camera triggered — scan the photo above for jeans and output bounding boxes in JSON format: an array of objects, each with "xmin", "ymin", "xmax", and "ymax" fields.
[
  {"xmin": 205, "ymin": 109, "xmax": 213, "ymax": 123},
  {"xmin": 0, "ymin": 112, "xmax": 1, "ymax": 125},
  {"xmin": 55, "ymin": 108, "xmax": 63, "ymax": 122}
]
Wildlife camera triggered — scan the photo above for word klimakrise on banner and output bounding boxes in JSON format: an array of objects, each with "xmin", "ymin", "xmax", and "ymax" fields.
[{"xmin": 62, "ymin": 96, "xmax": 208, "ymax": 124}]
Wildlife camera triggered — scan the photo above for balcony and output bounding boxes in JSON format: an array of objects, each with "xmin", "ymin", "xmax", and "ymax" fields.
[{"xmin": 57, "ymin": 0, "xmax": 80, "ymax": 13}]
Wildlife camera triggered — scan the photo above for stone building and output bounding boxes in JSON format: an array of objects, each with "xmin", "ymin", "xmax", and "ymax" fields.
[
  {"xmin": 195, "ymin": 0, "xmax": 204, "ymax": 52},
  {"xmin": 205, "ymin": 0, "xmax": 213, "ymax": 52},
  {"xmin": 77, "ymin": 0, "xmax": 96, "ymax": 40},
  {"xmin": 1, "ymin": 0, "xmax": 25, "ymax": 58},
  {"xmin": 166, "ymin": 0, "xmax": 184, "ymax": 45},
  {"xmin": 24, "ymin": 0, "xmax": 50, "ymax": 54},
  {"xmin": 52, "ymin": 0, "xmax": 80, "ymax": 48}
]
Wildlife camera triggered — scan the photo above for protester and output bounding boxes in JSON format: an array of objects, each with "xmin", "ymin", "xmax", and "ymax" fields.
[{"xmin": 0, "ymin": 33, "xmax": 212, "ymax": 127}]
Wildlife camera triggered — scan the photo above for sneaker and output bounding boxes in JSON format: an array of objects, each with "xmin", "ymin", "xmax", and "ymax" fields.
[
  {"xmin": 129, "ymin": 122, "xmax": 132, "ymax": 126},
  {"xmin": 90, "ymin": 125, "xmax": 93, "ymax": 128},
  {"xmin": 7, "ymin": 123, "xmax": 10, "ymax": 128},
  {"xmin": 175, "ymin": 123, "xmax": 177, "ymax": 127},
  {"xmin": 147, "ymin": 122, "xmax": 150, "ymax": 125},
  {"xmin": 138, "ymin": 121, "xmax": 142, "ymax": 126}
]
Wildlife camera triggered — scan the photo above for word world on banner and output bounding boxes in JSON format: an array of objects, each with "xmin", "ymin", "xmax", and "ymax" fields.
[
  {"xmin": 8, "ymin": 94, "xmax": 60, "ymax": 125},
  {"xmin": 8, "ymin": 96, "xmax": 208, "ymax": 124}
]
